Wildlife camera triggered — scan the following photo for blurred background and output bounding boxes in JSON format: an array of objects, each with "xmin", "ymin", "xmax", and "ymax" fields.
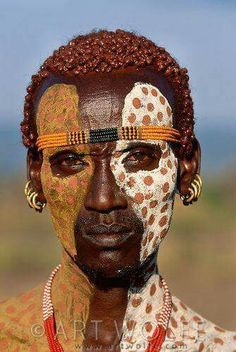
[{"xmin": 0, "ymin": 0, "xmax": 235, "ymax": 330}]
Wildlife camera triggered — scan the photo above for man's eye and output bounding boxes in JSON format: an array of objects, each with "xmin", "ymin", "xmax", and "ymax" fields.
[
  {"xmin": 122, "ymin": 147, "xmax": 161, "ymax": 172},
  {"xmin": 60, "ymin": 156, "xmax": 83, "ymax": 168},
  {"xmin": 50, "ymin": 152, "xmax": 88, "ymax": 176},
  {"xmin": 123, "ymin": 152, "xmax": 151, "ymax": 164},
  {"xmin": 126, "ymin": 152, "xmax": 151, "ymax": 163}
]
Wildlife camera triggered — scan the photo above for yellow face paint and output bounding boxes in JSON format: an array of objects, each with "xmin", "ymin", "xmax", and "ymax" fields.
[{"xmin": 36, "ymin": 84, "xmax": 93, "ymax": 257}]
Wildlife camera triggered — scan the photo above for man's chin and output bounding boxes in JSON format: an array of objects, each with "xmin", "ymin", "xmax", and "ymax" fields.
[{"xmin": 75, "ymin": 258, "xmax": 140, "ymax": 290}]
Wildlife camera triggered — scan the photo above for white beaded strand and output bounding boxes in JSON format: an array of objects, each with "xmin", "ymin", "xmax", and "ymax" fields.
[
  {"xmin": 158, "ymin": 276, "xmax": 172, "ymax": 329},
  {"xmin": 43, "ymin": 264, "xmax": 61, "ymax": 321}
]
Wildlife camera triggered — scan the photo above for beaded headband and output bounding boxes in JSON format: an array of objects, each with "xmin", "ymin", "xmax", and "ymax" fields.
[{"xmin": 36, "ymin": 125, "xmax": 180, "ymax": 151}]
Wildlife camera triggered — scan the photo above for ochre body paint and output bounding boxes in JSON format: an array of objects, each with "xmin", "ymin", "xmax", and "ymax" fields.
[{"xmin": 37, "ymin": 84, "xmax": 93, "ymax": 257}]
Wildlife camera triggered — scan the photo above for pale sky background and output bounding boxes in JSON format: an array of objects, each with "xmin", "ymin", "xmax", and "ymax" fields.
[
  {"xmin": 1, "ymin": 0, "xmax": 236, "ymax": 127},
  {"xmin": 0, "ymin": 0, "xmax": 235, "ymax": 172}
]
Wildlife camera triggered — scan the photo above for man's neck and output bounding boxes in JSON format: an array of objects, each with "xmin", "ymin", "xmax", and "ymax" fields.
[
  {"xmin": 52, "ymin": 248, "xmax": 158, "ymax": 312},
  {"xmin": 51, "ymin": 248, "xmax": 158, "ymax": 348},
  {"xmin": 51, "ymin": 250, "xmax": 93, "ymax": 333},
  {"xmin": 51, "ymin": 249, "xmax": 130, "ymax": 346},
  {"xmin": 52, "ymin": 248, "xmax": 131, "ymax": 311}
]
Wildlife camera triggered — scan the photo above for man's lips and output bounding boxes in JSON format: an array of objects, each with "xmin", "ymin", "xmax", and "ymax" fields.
[{"xmin": 82, "ymin": 224, "xmax": 133, "ymax": 249}]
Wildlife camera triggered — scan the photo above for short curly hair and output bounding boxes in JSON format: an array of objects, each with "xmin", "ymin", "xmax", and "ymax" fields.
[{"xmin": 20, "ymin": 29, "xmax": 195, "ymax": 155}]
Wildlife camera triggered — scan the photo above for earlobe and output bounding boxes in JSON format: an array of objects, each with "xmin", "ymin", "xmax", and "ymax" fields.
[
  {"xmin": 177, "ymin": 138, "xmax": 201, "ymax": 200},
  {"xmin": 27, "ymin": 148, "xmax": 46, "ymax": 204}
]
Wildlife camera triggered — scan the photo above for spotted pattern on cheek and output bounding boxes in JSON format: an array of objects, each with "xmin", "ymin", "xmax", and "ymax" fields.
[
  {"xmin": 36, "ymin": 84, "xmax": 93, "ymax": 257},
  {"xmin": 110, "ymin": 83, "xmax": 178, "ymax": 263},
  {"xmin": 40, "ymin": 161, "xmax": 93, "ymax": 256}
]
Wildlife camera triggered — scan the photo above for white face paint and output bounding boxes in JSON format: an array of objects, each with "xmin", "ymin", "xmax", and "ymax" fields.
[{"xmin": 110, "ymin": 83, "xmax": 178, "ymax": 263}]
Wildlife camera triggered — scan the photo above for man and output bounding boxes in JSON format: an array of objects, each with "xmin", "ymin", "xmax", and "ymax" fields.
[{"xmin": 0, "ymin": 30, "xmax": 235, "ymax": 351}]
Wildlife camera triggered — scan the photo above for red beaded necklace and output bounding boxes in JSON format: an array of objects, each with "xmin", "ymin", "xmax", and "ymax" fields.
[{"xmin": 42, "ymin": 265, "xmax": 172, "ymax": 352}]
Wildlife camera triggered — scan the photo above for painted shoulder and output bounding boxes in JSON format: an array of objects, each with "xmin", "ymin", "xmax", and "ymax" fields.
[
  {"xmin": 162, "ymin": 295, "xmax": 236, "ymax": 351},
  {"xmin": 0, "ymin": 283, "xmax": 48, "ymax": 351}
]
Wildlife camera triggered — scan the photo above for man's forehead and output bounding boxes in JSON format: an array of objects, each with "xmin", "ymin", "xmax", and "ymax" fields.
[{"xmin": 36, "ymin": 67, "xmax": 174, "ymax": 136}]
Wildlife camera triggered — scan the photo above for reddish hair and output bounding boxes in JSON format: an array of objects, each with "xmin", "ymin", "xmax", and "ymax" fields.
[{"xmin": 20, "ymin": 29, "xmax": 194, "ymax": 155}]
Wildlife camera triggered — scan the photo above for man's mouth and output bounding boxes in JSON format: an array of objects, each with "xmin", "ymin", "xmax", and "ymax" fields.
[{"xmin": 83, "ymin": 224, "xmax": 133, "ymax": 249}]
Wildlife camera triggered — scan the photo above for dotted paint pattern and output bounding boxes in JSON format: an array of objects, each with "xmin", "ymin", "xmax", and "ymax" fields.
[
  {"xmin": 1, "ymin": 287, "xmax": 236, "ymax": 351},
  {"xmin": 36, "ymin": 84, "xmax": 93, "ymax": 258},
  {"xmin": 111, "ymin": 83, "xmax": 178, "ymax": 264},
  {"xmin": 162, "ymin": 296, "xmax": 236, "ymax": 351},
  {"xmin": 120, "ymin": 273, "xmax": 166, "ymax": 351},
  {"xmin": 110, "ymin": 83, "xmax": 178, "ymax": 350}
]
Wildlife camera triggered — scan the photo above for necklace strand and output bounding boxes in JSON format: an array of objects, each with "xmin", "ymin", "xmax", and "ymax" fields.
[{"xmin": 42, "ymin": 264, "xmax": 172, "ymax": 352}]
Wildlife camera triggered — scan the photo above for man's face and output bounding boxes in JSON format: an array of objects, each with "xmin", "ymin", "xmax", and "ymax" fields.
[{"xmin": 36, "ymin": 67, "xmax": 178, "ymax": 280}]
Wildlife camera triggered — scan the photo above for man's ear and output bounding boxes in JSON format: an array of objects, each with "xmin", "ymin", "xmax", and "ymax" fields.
[
  {"xmin": 27, "ymin": 148, "xmax": 46, "ymax": 203},
  {"xmin": 177, "ymin": 138, "xmax": 201, "ymax": 196}
]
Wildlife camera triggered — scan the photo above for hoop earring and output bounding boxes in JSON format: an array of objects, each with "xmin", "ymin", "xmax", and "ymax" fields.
[
  {"xmin": 24, "ymin": 180, "xmax": 46, "ymax": 213},
  {"xmin": 180, "ymin": 174, "xmax": 202, "ymax": 206}
]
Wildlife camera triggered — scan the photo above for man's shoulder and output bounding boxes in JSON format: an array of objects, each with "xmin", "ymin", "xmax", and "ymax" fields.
[
  {"xmin": 0, "ymin": 283, "xmax": 45, "ymax": 349},
  {"xmin": 164, "ymin": 295, "xmax": 236, "ymax": 351},
  {"xmin": 0, "ymin": 282, "xmax": 44, "ymax": 320}
]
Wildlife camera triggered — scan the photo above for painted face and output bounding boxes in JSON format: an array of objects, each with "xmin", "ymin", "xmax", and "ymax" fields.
[
  {"xmin": 36, "ymin": 69, "xmax": 177, "ymax": 276},
  {"xmin": 110, "ymin": 83, "xmax": 178, "ymax": 263},
  {"xmin": 36, "ymin": 84, "xmax": 93, "ymax": 257}
]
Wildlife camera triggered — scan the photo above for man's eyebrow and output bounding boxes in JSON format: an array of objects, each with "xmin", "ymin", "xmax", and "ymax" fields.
[
  {"xmin": 49, "ymin": 149, "xmax": 86, "ymax": 161},
  {"xmin": 117, "ymin": 141, "xmax": 157, "ymax": 153}
]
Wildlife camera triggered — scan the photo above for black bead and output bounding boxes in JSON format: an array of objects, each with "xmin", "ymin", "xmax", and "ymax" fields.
[{"xmin": 89, "ymin": 127, "xmax": 119, "ymax": 143}]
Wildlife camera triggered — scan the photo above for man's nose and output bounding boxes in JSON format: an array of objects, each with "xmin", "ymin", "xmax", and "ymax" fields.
[{"xmin": 84, "ymin": 158, "xmax": 128, "ymax": 213}]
